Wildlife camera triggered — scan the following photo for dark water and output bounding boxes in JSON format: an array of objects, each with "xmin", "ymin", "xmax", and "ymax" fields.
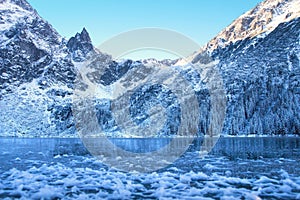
[{"xmin": 0, "ymin": 137, "xmax": 300, "ymax": 199}]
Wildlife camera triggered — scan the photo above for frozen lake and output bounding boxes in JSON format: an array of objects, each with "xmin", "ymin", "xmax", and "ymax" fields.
[{"xmin": 0, "ymin": 137, "xmax": 300, "ymax": 199}]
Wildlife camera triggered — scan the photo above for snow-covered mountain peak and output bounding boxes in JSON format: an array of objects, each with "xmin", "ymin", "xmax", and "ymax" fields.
[
  {"xmin": 7, "ymin": 0, "xmax": 33, "ymax": 11},
  {"xmin": 0, "ymin": 0, "xmax": 34, "ymax": 31},
  {"xmin": 67, "ymin": 28, "xmax": 95, "ymax": 62},
  {"xmin": 0, "ymin": 0, "xmax": 62, "ymax": 53},
  {"xmin": 205, "ymin": 0, "xmax": 300, "ymax": 52}
]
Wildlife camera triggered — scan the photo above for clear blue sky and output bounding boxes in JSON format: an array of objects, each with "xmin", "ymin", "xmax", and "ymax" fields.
[{"xmin": 27, "ymin": 0, "xmax": 263, "ymax": 59}]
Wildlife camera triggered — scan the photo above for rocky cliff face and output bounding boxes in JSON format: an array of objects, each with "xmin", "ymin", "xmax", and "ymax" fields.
[
  {"xmin": 0, "ymin": 0, "xmax": 77, "ymax": 136},
  {"xmin": 67, "ymin": 28, "xmax": 94, "ymax": 62}
]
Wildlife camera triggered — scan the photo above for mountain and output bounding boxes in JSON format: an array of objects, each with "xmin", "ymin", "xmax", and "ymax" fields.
[
  {"xmin": 0, "ymin": 0, "xmax": 82, "ymax": 136},
  {"xmin": 0, "ymin": 0, "xmax": 142, "ymax": 137},
  {"xmin": 0, "ymin": 0, "xmax": 299, "ymax": 137},
  {"xmin": 69, "ymin": 0, "xmax": 300, "ymax": 137},
  {"xmin": 184, "ymin": 0, "xmax": 300, "ymax": 135}
]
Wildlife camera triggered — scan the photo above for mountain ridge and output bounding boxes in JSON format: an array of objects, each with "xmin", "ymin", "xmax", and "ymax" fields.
[
  {"xmin": 0, "ymin": 0, "xmax": 300, "ymax": 136},
  {"xmin": 204, "ymin": 0, "xmax": 300, "ymax": 53}
]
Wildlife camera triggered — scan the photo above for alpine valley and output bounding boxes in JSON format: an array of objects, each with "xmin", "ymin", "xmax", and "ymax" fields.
[{"xmin": 0, "ymin": 0, "xmax": 300, "ymax": 137}]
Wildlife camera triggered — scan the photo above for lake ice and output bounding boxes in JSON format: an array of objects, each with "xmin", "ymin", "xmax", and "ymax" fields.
[{"xmin": 0, "ymin": 137, "xmax": 300, "ymax": 199}]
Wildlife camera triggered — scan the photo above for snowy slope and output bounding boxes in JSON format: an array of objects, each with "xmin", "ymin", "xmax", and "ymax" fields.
[
  {"xmin": 183, "ymin": 0, "xmax": 300, "ymax": 135},
  {"xmin": 217, "ymin": 17, "xmax": 300, "ymax": 135},
  {"xmin": 0, "ymin": 0, "xmax": 76, "ymax": 136},
  {"xmin": 177, "ymin": 0, "xmax": 300, "ymax": 66},
  {"xmin": 205, "ymin": 0, "xmax": 300, "ymax": 53}
]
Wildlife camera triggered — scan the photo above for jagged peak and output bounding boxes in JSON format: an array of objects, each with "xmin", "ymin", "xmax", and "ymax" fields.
[
  {"xmin": 72, "ymin": 28, "xmax": 92, "ymax": 44},
  {"xmin": 80, "ymin": 27, "xmax": 92, "ymax": 44},
  {"xmin": 67, "ymin": 28, "xmax": 94, "ymax": 61}
]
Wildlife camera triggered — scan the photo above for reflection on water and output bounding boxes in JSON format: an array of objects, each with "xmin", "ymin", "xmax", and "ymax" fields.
[
  {"xmin": 0, "ymin": 136, "xmax": 299, "ymax": 172},
  {"xmin": 108, "ymin": 138, "xmax": 173, "ymax": 153},
  {"xmin": 0, "ymin": 137, "xmax": 300, "ymax": 159}
]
